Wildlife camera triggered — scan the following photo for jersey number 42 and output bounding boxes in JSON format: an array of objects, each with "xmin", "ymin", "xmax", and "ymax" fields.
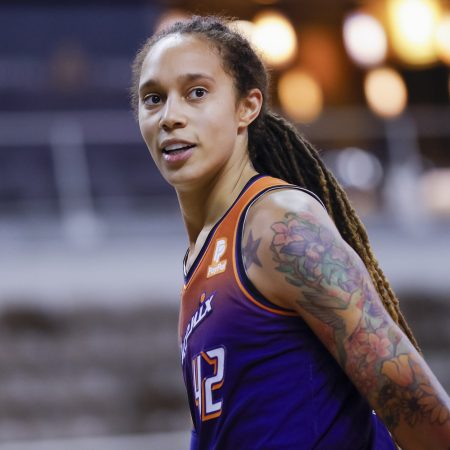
[{"xmin": 192, "ymin": 347, "xmax": 225, "ymax": 421}]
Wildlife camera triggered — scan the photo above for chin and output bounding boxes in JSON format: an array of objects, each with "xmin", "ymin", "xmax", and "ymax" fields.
[
  {"xmin": 163, "ymin": 165, "xmax": 217, "ymax": 192},
  {"xmin": 163, "ymin": 167, "xmax": 202, "ymax": 189}
]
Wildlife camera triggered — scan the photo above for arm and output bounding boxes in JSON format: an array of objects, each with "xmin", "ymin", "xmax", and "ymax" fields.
[{"xmin": 242, "ymin": 189, "xmax": 450, "ymax": 450}]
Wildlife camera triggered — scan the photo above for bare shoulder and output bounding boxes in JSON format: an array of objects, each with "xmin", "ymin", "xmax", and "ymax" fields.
[
  {"xmin": 244, "ymin": 187, "xmax": 332, "ymax": 231},
  {"xmin": 241, "ymin": 187, "xmax": 352, "ymax": 309}
]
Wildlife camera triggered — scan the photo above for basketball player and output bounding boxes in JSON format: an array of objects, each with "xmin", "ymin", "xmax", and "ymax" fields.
[{"xmin": 131, "ymin": 15, "xmax": 450, "ymax": 449}]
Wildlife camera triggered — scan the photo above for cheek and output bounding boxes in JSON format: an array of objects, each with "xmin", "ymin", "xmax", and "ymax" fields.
[
  {"xmin": 139, "ymin": 118, "xmax": 158, "ymax": 155},
  {"xmin": 202, "ymin": 105, "xmax": 239, "ymax": 143}
]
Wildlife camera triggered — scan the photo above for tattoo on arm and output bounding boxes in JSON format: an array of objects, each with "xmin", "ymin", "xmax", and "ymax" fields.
[
  {"xmin": 269, "ymin": 211, "xmax": 450, "ymax": 430},
  {"xmin": 243, "ymin": 230, "xmax": 262, "ymax": 270}
]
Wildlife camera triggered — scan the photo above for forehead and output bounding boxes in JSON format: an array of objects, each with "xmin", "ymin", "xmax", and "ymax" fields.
[{"xmin": 140, "ymin": 34, "xmax": 226, "ymax": 84}]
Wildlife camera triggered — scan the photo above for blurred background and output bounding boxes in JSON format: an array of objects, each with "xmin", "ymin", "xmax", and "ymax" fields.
[{"xmin": 0, "ymin": 0, "xmax": 449, "ymax": 448}]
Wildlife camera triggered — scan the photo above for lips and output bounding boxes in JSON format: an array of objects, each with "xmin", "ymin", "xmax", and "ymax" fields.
[
  {"xmin": 159, "ymin": 139, "xmax": 196, "ymax": 164},
  {"xmin": 160, "ymin": 139, "xmax": 196, "ymax": 154},
  {"xmin": 162, "ymin": 143, "xmax": 196, "ymax": 154}
]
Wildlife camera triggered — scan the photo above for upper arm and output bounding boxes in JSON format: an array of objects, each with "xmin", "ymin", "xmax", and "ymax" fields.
[
  {"xmin": 243, "ymin": 189, "xmax": 376, "ymax": 350},
  {"xmin": 241, "ymin": 189, "xmax": 450, "ymax": 448},
  {"xmin": 241, "ymin": 188, "xmax": 396, "ymax": 370}
]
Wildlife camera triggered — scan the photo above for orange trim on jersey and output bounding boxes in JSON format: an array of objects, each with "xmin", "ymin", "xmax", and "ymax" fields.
[
  {"xmin": 232, "ymin": 184, "xmax": 299, "ymax": 317},
  {"xmin": 232, "ymin": 246, "xmax": 298, "ymax": 317}
]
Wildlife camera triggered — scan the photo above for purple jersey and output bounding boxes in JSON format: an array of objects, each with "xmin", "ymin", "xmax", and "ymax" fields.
[{"xmin": 179, "ymin": 175, "xmax": 396, "ymax": 449}]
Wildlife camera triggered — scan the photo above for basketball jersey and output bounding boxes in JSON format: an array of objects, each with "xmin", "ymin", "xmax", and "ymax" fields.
[{"xmin": 179, "ymin": 174, "xmax": 395, "ymax": 450}]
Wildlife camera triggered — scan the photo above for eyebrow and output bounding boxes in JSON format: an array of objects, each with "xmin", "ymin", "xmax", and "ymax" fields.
[{"xmin": 139, "ymin": 72, "xmax": 216, "ymax": 96}]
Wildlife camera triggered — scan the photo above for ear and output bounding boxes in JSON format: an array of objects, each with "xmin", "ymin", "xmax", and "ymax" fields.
[{"xmin": 237, "ymin": 88, "xmax": 263, "ymax": 131}]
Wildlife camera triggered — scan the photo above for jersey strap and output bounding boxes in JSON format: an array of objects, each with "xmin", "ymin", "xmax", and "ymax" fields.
[{"xmin": 229, "ymin": 177, "xmax": 326, "ymax": 315}]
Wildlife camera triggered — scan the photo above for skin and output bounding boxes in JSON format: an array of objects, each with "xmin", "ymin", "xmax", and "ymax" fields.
[{"xmin": 137, "ymin": 33, "xmax": 450, "ymax": 449}]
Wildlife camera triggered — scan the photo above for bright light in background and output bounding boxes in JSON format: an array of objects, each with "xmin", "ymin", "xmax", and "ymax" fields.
[
  {"xmin": 230, "ymin": 20, "xmax": 255, "ymax": 42},
  {"xmin": 278, "ymin": 69, "xmax": 323, "ymax": 123},
  {"xmin": 252, "ymin": 10, "xmax": 297, "ymax": 67},
  {"xmin": 364, "ymin": 67, "xmax": 408, "ymax": 118},
  {"xmin": 343, "ymin": 12, "xmax": 387, "ymax": 67},
  {"xmin": 435, "ymin": 13, "xmax": 450, "ymax": 65},
  {"xmin": 388, "ymin": 0, "xmax": 441, "ymax": 65},
  {"xmin": 336, "ymin": 148, "xmax": 383, "ymax": 190},
  {"xmin": 420, "ymin": 169, "xmax": 450, "ymax": 215}
]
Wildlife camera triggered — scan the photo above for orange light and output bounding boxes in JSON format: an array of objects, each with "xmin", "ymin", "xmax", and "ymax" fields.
[
  {"xmin": 252, "ymin": 10, "xmax": 297, "ymax": 67},
  {"xmin": 364, "ymin": 67, "xmax": 408, "ymax": 118},
  {"xmin": 388, "ymin": 0, "xmax": 441, "ymax": 66},
  {"xmin": 435, "ymin": 13, "xmax": 450, "ymax": 65},
  {"xmin": 278, "ymin": 69, "xmax": 323, "ymax": 123}
]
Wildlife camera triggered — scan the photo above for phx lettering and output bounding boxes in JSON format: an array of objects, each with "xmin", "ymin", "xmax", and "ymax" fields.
[
  {"xmin": 181, "ymin": 292, "xmax": 215, "ymax": 363},
  {"xmin": 207, "ymin": 238, "xmax": 227, "ymax": 278}
]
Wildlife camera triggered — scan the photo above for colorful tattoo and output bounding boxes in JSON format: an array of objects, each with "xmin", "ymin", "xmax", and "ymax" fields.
[
  {"xmin": 243, "ymin": 230, "xmax": 262, "ymax": 270},
  {"xmin": 269, "ymin": 211, "xmax": 449, "ymax": 430}
]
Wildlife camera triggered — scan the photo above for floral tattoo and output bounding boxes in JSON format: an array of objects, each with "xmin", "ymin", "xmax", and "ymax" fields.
[{"xmin": 268, "ymin": 211, "xmax": 449, "ymax": 430}]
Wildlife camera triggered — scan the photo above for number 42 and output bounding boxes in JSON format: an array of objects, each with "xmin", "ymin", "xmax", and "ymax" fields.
[{"xmin": 192, "ymin": 347, "xmax": 225, "ymax": 422}]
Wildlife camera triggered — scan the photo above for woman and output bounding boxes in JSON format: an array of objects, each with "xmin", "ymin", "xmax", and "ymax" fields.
[{"xmin": 131, "ymin": 15, "xmax": 450, "ymax": 449}]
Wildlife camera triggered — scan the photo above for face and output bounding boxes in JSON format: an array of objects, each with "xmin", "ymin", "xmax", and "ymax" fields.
[{"xmin": 138, "ymin": 34, "xmax": 258, "ymax": 190}]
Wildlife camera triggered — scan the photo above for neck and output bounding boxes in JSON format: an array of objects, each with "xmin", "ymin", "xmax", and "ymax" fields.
[{"xmin": 176, "ymin": 160, "xmax": 257, "ymax": 246}]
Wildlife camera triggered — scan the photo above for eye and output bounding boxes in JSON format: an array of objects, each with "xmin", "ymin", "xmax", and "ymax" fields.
[
  {"xmin": 143, "ymin": 94, "xmax": 162, "ymax": 106},
  {"xmin": 187, "ymin": 87, "xmax": 207, "ymax": 100}
]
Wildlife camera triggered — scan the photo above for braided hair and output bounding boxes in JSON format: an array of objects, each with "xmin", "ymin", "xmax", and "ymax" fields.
[{"xmin": 130, "ymin": 15, "xmax": 418, "ymax": 350}]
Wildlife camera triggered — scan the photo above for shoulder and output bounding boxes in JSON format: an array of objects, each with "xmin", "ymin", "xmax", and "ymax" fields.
[
  {"xmin": 242, "ymin": 187, "xmax": 342, "ymax": 265},
  {"xmin": 241, "ymin": 186, "xmax": 361, "ymax": 309},
  {"xmin": 244, "ymin": 187, "xmax": 332, "ymax": 233}
]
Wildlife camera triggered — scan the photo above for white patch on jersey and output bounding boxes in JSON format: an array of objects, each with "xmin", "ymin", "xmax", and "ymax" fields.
[{"xmin": 207, "ymin": 238, "xmax": 227, "ymax": 278}]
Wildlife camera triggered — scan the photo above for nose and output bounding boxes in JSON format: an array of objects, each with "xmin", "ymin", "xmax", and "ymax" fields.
[{"xmin": 159, "ymin": 96, "xmax": 187, "ymax": 131}]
